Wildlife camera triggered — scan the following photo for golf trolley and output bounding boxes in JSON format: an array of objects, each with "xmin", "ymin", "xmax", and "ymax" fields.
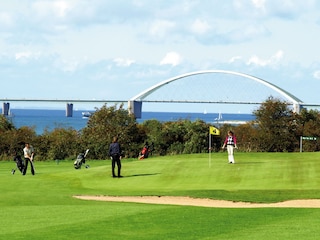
[
  {"xmin": 74, "ymin": 149, "xmax": 90, "ymax": 169},
  {"xmin": 11, "ymin": 156, "xmax": 25, "ymax": 174}
]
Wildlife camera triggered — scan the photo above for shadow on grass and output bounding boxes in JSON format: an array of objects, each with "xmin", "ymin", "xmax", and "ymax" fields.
[
  {"xmin": 236, "ymin": 162, "xmax": 265, "ymax": 164},
  {"xmin": 124, "ymin": 173, "xmax": 161, "ymax": 178}
]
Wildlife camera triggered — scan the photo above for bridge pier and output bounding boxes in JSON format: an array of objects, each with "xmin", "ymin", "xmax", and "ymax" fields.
[
  {"xmin": 2, "ymin": 102, "xmax": 10, "ymax": 116},
  {"xmin": 66, "ymin": 103, "xmax": 73, "ymax": 117},
  {"xmin": 293, "ymin": 103, "xmax": 301, "ymax": 114},
  {"xmin": 128, "ymin": 100, "xmax": 142, "ymax": 118}
]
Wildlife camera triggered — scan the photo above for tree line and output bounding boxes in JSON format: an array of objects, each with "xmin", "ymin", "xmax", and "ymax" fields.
[{"xmin": 1, "ymin": 97, "xmax": 320, "ymax": 161}]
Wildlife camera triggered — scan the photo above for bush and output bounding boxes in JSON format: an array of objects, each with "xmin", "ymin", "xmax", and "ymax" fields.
[{"xmin": 1, "ymin": 99, "xmax": 320, "ymax": 161}]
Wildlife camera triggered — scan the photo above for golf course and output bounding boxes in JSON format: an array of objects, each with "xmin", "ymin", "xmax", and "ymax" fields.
[{"xmin": 1, "ymin": 152, "xmax": 320, "ymax": 239}]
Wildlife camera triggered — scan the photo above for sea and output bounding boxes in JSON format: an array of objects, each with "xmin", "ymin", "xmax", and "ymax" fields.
[{"xmin": 4, "ymin": 109, "xmax": 255, "ymax": 135}]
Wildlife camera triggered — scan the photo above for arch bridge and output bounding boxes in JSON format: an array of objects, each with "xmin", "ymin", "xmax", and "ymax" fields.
[
  {"xmin": 128, "ymin": 70, "xmax": 305, "ymax": 118},
  {"xmin": 2, "ymin": 70, "xmax": 318, "ymax": 118}
]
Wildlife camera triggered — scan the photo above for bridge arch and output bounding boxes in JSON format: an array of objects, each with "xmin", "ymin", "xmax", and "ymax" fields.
[{"xmin": 128, "ymin": 70, "xmax": 303, "ymax": 118}]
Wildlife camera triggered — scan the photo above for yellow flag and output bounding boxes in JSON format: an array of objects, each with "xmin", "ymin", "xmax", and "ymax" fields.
[{"xmin": 209, "ymin": 126, "xmax": 220, "ymax": 136}]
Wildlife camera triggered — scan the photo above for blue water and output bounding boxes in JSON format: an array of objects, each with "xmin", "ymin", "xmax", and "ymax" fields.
[
  {"xmin": 4, "ymin": 109, "xmax": 255, "ymax": 134},
  {"xmin": 140, "ymin": 112, "xmax": 254, "ymax": 123},
  {"xmin": 7, "ymin": 109, "xmax": 87, "ymax": 134}
]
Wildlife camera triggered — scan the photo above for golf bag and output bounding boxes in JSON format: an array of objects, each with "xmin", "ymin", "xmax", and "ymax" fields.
[
  {"xmin": 11, "ymin": 156, "xmax": 25, "ymax": 174},
  {"xmin": 74, "ymin": 149, "xmax": 90, "ymax": 169}
]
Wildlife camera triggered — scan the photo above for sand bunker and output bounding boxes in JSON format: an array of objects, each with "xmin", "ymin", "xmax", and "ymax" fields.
[{"xmin": 74, "ymin": 195, "xmax": 320, "ymax": 208}]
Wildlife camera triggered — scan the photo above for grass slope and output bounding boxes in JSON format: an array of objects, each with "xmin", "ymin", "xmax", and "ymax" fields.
[{"xmin": 1, "ymin": 152, "xmax": 320, "ymax": 239}]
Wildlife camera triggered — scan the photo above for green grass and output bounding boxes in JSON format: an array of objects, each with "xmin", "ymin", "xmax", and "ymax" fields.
[{"xmin": 1, "ymin": 152, "xmax": 320, "ymax": 239}]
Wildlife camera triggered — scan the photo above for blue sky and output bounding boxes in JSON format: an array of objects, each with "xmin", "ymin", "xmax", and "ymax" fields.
[{"xmin": 1, "ymin": 0, "xmax": 320, "ymax": 113}]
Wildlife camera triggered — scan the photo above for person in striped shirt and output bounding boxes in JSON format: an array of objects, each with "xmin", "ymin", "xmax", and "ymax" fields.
[{"xmin": 222, "ymin": 130, "xmax": 237, "ymax": 164}]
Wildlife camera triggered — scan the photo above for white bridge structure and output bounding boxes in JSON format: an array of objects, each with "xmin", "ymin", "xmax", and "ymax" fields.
[
  {"xmin": 128, "ymin": 70, "xmax": 318, "ymax": 118},
  {"xmin": 2, "ymin": 70, "xmax": 320, "ymax": 118}
]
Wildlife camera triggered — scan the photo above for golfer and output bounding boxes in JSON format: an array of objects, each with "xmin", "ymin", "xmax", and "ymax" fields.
[
  {"xmin": 23, "ymin": 142, "xmax": 35, "ymax": 175},
  {"xmin": 222, "ymin": 130, "xmax": 237, "ymax": 164},
  {"xmin": 109, "ymin": 136, "xmax": 122, "ymax": 178}
]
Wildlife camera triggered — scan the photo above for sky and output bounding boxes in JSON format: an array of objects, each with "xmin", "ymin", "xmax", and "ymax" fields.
[{"xmin": 1, "ymin": 0, "xmax": 320, "ymax": 113}]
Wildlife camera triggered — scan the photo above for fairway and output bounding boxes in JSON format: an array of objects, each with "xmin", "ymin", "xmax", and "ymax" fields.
[{"xmin": 1, "ymin": 152, "xmax": 320, "ymax": 239}]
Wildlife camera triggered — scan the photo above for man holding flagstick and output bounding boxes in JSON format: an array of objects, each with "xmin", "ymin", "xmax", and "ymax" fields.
[{"xmin": 23, "ymin": 142, "xmax": 35, "ymax": 175}]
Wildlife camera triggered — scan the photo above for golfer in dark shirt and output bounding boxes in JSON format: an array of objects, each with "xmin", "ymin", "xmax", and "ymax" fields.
[{"xmin": 109, "ymin": 136, "xmax": 122, "ymax": 178}]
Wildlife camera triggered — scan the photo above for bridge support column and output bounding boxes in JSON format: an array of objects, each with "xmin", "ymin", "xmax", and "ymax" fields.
[
  {"xmin": 2, "ymin": 102, "xmax": 10, "ymax": 116},
  {"xmin": 293, "ymin": 103, "xmax": 301, "ymax": 114},
  {"xmin": 128, "ymin": 100, "xmax": 142, "ymax": 118},
  {"xmin": 66, "ymin": 103, "xmax": 73, "ymax": 117}
]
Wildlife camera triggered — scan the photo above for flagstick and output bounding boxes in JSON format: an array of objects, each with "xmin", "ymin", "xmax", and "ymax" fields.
[{"xmin": 209, "ymin": 130, "xmax": 212, "ymax": 168}]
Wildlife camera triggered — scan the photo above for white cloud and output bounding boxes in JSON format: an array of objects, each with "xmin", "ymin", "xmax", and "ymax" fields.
[
  {"xmin": 271, "ymin": 50, "xmax": 284, "ymax": 62},
  {"xmin": 113, "ymin": 58, "xmax": 135, "ymax": 67},
  {"xmin": 15, "ymin": 51, "xmax": 40, "ymax": 60},
  {"xmin": 57, "ymin": 59, "xmax": 80, "ymax": 72},
  {"xmin": 149, "ymin": 20, "xmax": 176, "ymax": 38},
  {"xmin": 247, "ymin": 50, "xmax": 284, "ymax": 66},
  {"xmin": 233, "ymin": 0, "xmax": 266, "ymax": 17},
  {"xmin": 247, "ymin": 55, "xmax": 266, "ymax": 66},
  {"xmin": 229, "ymin": 56, "xmax": 242, "ymax": 63},
  {"xmin": 32, "ymin": 0, "xmax": 71, "ymax": 18},
  {"xmin": 251, "ymin": 0, "xmax": 266, "ymax": 11},
  {"xmin": 233, "ymin": 0, "xmax": 317, "ymax": 20},
  {"xmin": 252, "ymin": 0, "xmax": 266, "ymax": 10},
  {"xmin": 0, "ymin": 12, "xmax": 14, "ymax": 28},
  {"xmin": 263, "ymin": 0, "xmax": 318, "ymax": 20},
  {"xmin": 53, "ymin": 1, "xmax": 70, "ymax": 17},
  {"xmin": 229, "ymin": 24, "xmax": 270, "ymax": 43},
  {"xmin": 313, "ymin": 71, "xmax": 320, "ymax": 79},
  {"xmin": 160, "ymin": 52, "xmax": 182, "ymax": 66},
  {"xmin": 190, "ymin": 19, "xmax": 211, "ymax": 35}
]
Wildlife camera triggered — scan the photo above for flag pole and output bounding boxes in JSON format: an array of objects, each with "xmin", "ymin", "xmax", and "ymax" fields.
[
  {"xmin": 209, "ymin": 128, "xmax": 212, "ymax": 168},
  {"xmin": 209, "ymin": 126, "xmax": 221, "ymax": 168}
]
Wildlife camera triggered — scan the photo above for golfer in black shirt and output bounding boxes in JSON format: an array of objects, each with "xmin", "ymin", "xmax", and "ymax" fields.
[{"xmin": 109, "ymin": 136, "xmax": 122, "ymax": 178}]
